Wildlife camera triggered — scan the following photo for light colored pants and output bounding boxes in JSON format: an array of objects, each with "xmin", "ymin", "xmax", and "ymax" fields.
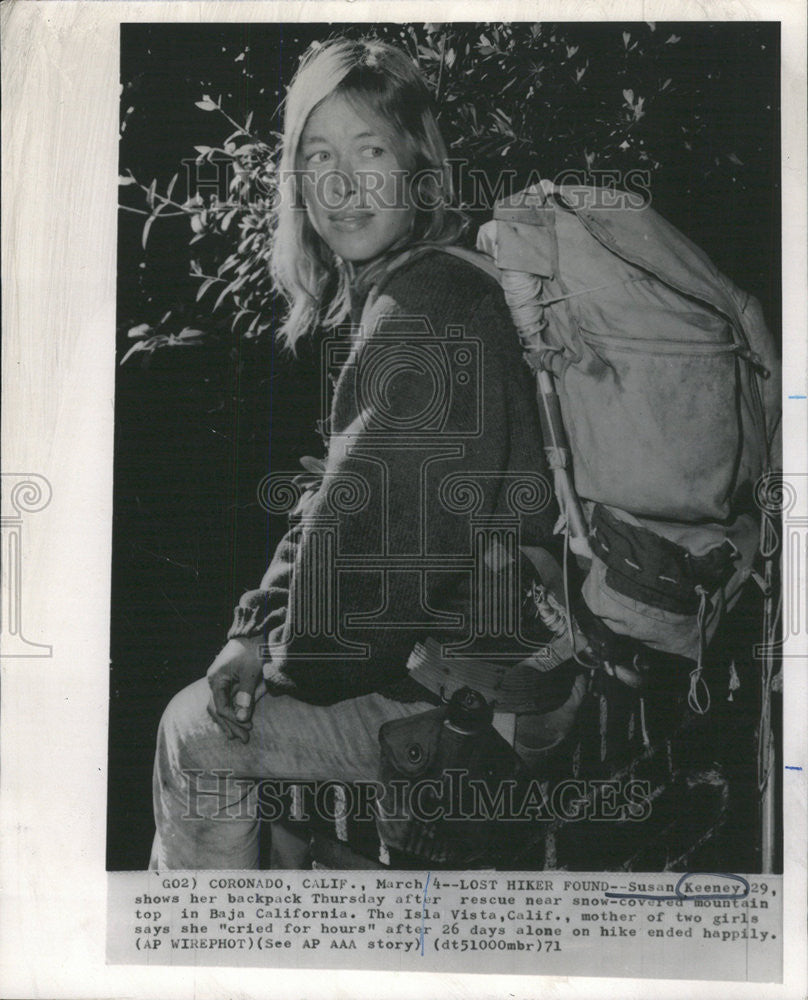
[{"xmin": 150, "ymin": 677, "xmax": 432, "ymax": 870}]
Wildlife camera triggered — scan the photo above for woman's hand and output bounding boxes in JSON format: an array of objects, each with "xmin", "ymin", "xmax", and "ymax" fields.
[{"xmin": 206, "ymin": 637, "xmax": 267, "ymax": 743}]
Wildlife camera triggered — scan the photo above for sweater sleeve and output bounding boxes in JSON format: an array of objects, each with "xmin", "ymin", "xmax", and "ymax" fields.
[
  {"xmin": 226, "ymin": 521, "xmax": 301, "ymax": 641},
  {"xmin": 228, "ymin": 253, "xmax": 554, "ymax": 704}
]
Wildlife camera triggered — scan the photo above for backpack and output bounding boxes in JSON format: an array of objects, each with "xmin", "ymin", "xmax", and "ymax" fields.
[{"xmin": 438, "ymin": 180, "xmax": 781, "ymax": 710}]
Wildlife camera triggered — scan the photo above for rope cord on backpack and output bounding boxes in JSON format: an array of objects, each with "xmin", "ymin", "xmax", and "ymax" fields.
[
  {"xmin": 688, "ymin": 585, "xmax": 712, "ymax": 715},
  {"xmin": 562, "ymin": 525, "xmax": 597, "ymax": 671},
  {"xmin": 532, "ymin": 274, "xmax": 652, "ymax": 309}
]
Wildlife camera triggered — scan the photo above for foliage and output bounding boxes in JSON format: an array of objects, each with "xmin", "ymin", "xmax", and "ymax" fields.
[
  {"xmin": 118, "ymin": 22, "xmax": 779, "ymax": 362},
  {"xmin": 119, "ymin": 94, "xmax": 278, "ymax": 362}
]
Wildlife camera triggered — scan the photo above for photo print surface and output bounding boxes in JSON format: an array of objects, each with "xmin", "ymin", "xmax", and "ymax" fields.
[{"xmin": 107, "ymin": 17, "xmax": 784, "ymax": 979}]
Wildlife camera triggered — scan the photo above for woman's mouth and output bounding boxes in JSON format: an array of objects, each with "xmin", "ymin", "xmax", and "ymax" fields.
[{"xmin": 328, "ymin": 211, "xmax": 374, "ymax": 232}]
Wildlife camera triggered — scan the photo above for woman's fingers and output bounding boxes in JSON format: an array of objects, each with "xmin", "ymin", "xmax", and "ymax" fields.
[
  {"xmin": 209, "ymin": 675, "xmax": 252, "ymax": 727},
  {"xmin": 207, "ymin": 699, "xmax": 232, "ymax": 736},
  {"xmin": 209, "ymin": 674, "xmax": 233, "ymax": 718},
  {"xmin": 222, "ymin": 715, "xmax": 251, "ymax": 743},
  {"xmin": 206, "ymin": 697, "xmax": 252, "ymax": 742}
]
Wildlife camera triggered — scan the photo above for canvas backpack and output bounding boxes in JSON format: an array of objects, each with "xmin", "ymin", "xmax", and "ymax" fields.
[{"xmin": 436, "ymin": 180, "xmax": 781, "ymax": 711}]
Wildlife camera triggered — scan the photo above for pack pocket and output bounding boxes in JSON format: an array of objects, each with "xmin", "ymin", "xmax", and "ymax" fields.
[{"xmin": 560, "ymin": 328, "xmax": 741, "ymax": 520}]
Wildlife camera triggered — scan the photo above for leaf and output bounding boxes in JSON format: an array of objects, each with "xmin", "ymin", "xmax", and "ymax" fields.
[
  {"xmin": 623, "ymin": 31, "xmax": 631, "ymax": 48},
  {"xmin": 661, "ymin": 78, "xmax": 672, "ymax": 91},
  {"xmin": 232, "ymin": 308, "xmax": 255, "ymax": 328},
  {"xmin": 417, "ymin": 44, "xmax": 441, "ymax": 62},
  {"xmin": 195, "ymin": 95, "xmax": 218, "ymax": 111},
  {"xmin": 176, "ymin": 327, "xmax": 206, "ymax": 341},
  {"xmin": 142, "ymin": 214, "xmax": 156, "ymax": 249},
  {"xmin": 219, "ymin": 253, "xmax": 240, "ymax": 274},
  {"xmin": 146, "ymin": 178, "xmax": 156, "ymax": 208},
  {"xmin": 120, "ymin": 340, "xmax": 151, "ymax": 365},
  {"xmin": 665, "ymin": 34, "xmax": 681, "ymax": 44},
  {"xmin": 166, "ymin": 172, "xmax": 179, "ymax": 201},
  {"xmin": 118, "ymin": 175, "xmax": 136, "ymax": 186},
  {"xmin": 622, "ymin": 88, "xmax": 634, "ymax": 105},
  {"xmin": 727, "ymin": 152, "xmax": 744, "ymax": 165},
  {"xmin": 127, "ymin": 322, "xmax": 151, "ymax": 339},
  {"xmin": 195, "ymin": 276, "xmax": 219, "ymax": 301},
  {"xmin": 221, "ymin": 208, "xmax": 239, "ymax": 231},
  {"xmin": 213, "ymin": 283, "xmax": 233, "ymax": 312}
]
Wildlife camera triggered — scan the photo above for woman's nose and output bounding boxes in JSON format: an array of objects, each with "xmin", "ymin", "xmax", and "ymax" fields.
[{"xmin": 328, "ymin": 155, "xmax": 359, "ymax": 200}]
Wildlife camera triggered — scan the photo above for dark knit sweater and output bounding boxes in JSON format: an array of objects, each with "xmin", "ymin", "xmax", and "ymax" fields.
[{"xmin": 228, "ymin": 249, "xmax": 558, "ymax": 704}]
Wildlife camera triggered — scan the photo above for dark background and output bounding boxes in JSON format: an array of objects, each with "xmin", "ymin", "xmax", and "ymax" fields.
[{"xmin": 109, "ymin": 22, "xmax": 781, "ymax": 869}]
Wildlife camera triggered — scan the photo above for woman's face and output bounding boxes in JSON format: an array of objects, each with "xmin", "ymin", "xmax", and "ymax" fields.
[{"xmin": 298, "ymin": 93, "xmax": 416, "ymax": 264}]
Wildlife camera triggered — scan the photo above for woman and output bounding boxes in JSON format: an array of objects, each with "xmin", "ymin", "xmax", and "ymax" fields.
[{"xmin": 151, "ymin": 37, "xmax": 568, "ymax": 870}]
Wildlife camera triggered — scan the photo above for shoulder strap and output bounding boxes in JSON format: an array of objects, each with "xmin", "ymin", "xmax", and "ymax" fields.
[
  {"xmin": 380, "ymin": 242, "xmax": 501, "ymax": 286},
  {"xmin": 362, "ymin": 243, "xmax": 502, "ymax": 319},
  {"xmin": 429, "ymin": 244, "xmax": 502, "ymax": 284}
]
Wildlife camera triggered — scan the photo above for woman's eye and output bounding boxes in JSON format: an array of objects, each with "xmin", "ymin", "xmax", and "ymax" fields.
[
  {"xmin": 306, "ymin": 150, "xmax": 331, "ymax": 165},
  {"xmin": 361, "ymin": 146, "xmax": 385, "ymax": 159}
]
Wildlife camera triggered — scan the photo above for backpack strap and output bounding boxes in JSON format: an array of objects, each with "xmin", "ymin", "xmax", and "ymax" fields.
[
  {"xmin": 429, "ymin": 243, "xmax": 502, "ymax": 283},
  {"xmin": 360, "ymin": 242, "xmax": 500, "ymax": 322}
]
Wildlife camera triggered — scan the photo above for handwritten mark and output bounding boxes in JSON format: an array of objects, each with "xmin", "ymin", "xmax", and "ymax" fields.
[
  {"xmin": 788, "ymin": 395, "xmax": 807, "ymax": 399},
  {"xmin": 605, "ymin": 872, "xmax": 750, "ymax": 902},
  {"xmin": 785, "ymin": 765, "xmax": 803, "ymax": 771},
  {"xmin": 420, "ymin": 872, "xmax": 431, "ymax": 956}
]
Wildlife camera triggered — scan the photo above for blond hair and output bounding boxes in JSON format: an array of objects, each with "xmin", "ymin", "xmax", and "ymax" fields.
[{"xmin": 271, "ymin": 37, "xmax": 466, "ymax": 352}]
